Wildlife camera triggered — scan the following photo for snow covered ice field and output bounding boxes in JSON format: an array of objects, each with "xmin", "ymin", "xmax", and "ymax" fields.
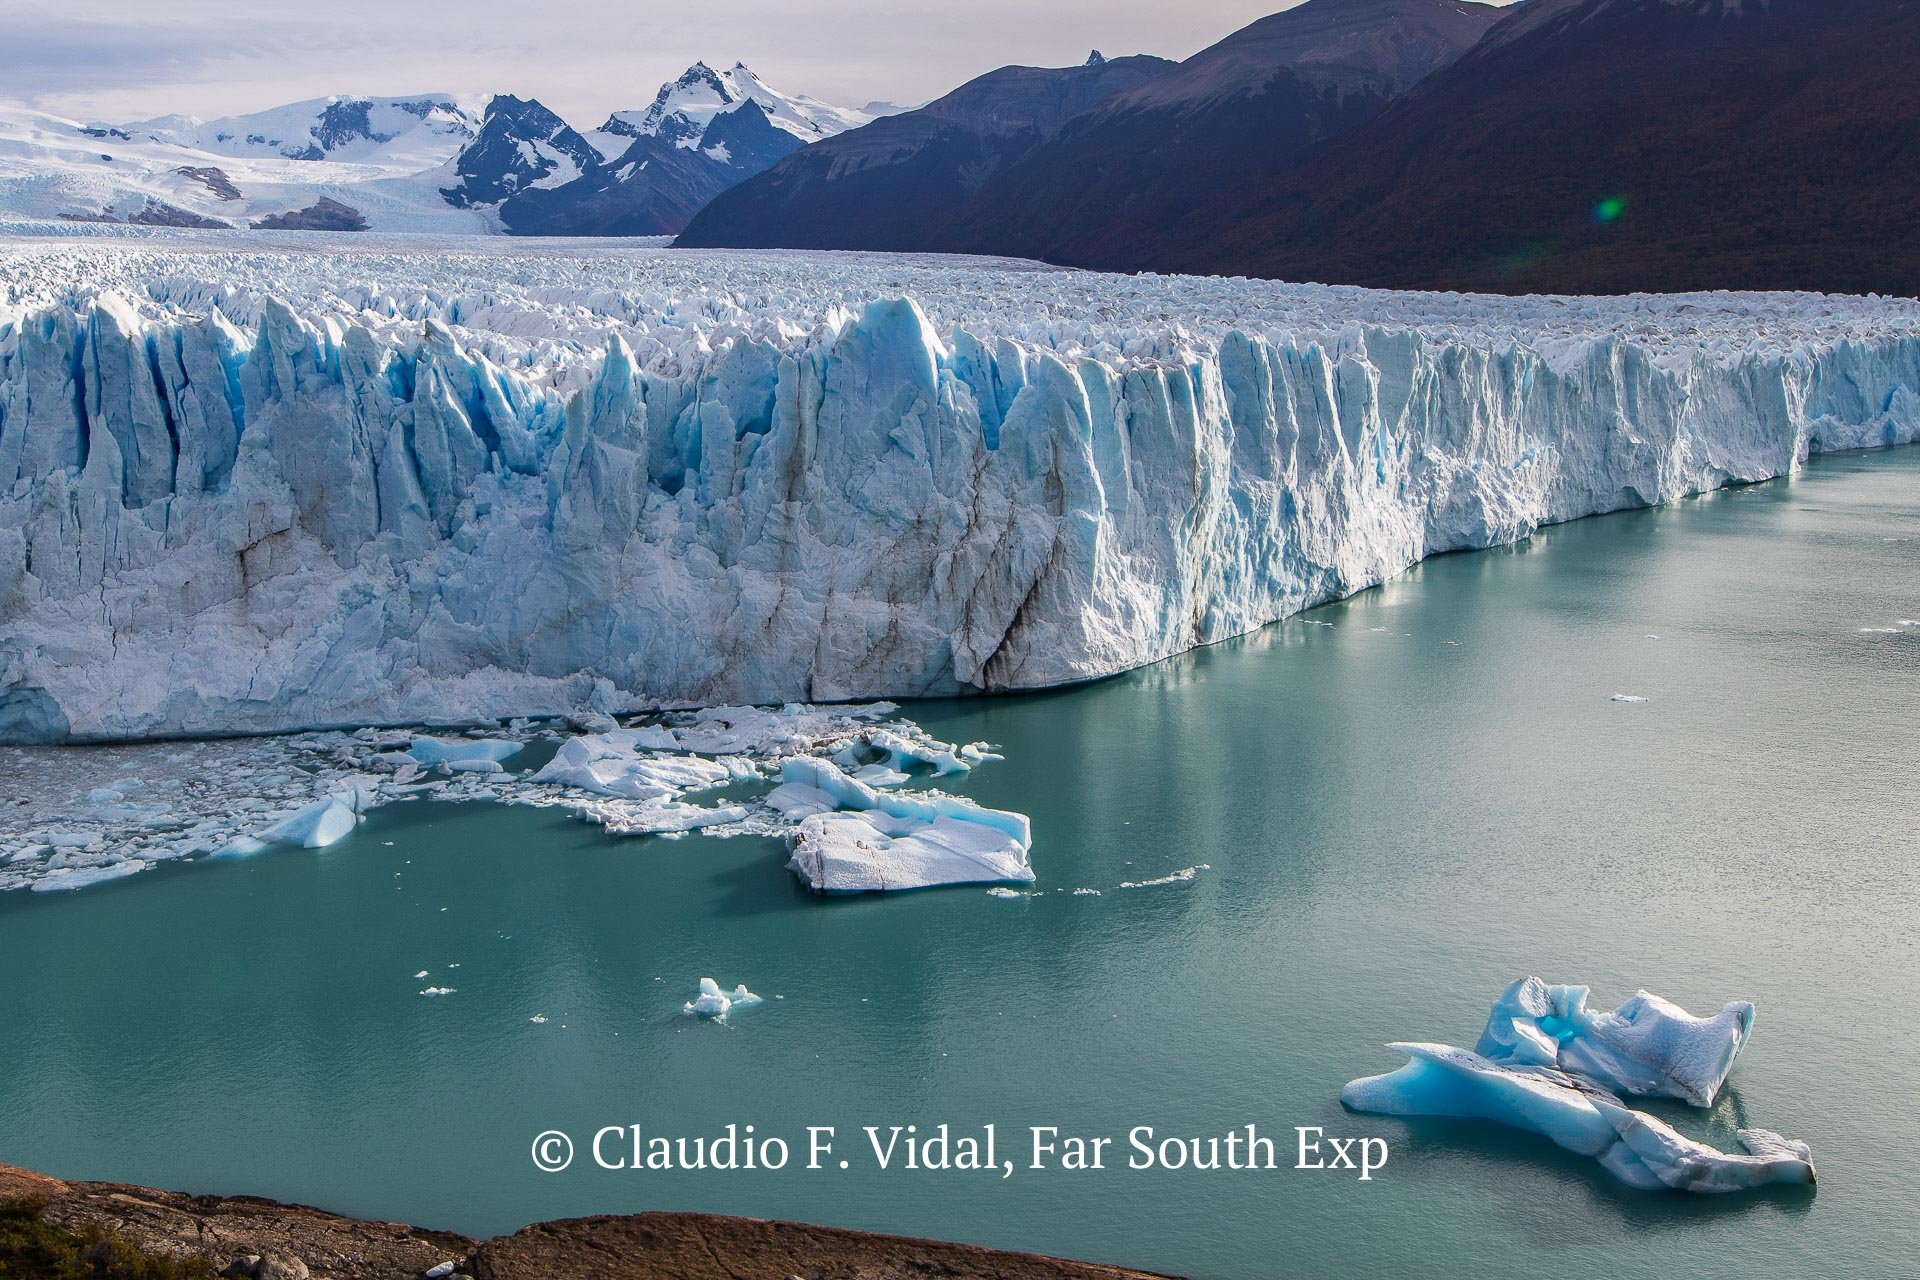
[{"xmin": 2, "ymin": 229, "xmax": 1919, "ymax": 749}]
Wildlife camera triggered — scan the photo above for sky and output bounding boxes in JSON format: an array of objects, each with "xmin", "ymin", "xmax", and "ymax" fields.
[{"xmin": 0, "ymin": 0, "xmax": 1521, "ymax": 125}]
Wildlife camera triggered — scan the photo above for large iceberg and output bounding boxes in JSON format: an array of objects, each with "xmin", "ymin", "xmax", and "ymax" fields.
[
  {"xmin": 1344, "ymin": 979, "xmax": 1814, "ymax": 1193},
  {"xmin": 776, "ymin": 756, "xmax": 1033, "ymax": 892},
  {"xmin": 3, "ymin": 237, "xmax": 1918, "ymax": 743},
  {"xmin": 1342, "ymin": 1043, "xmax": 1815, "ymax": 1193}
]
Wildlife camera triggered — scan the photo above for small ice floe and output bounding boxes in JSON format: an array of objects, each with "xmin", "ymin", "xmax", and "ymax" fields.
[
  {"xmin": 258, "ymin": 791, "xmax": 367, "ymax": 848},
  {"xmin": 406, "ymin": 735, "xmax": 523, "ymax": 768},
  {"xmin": 1859, "ymin": 627, "xmax": 1899, "ymax": 634},
  {"xmin": 212, "ymin": 835, "xmax": 270, "ymax": 858},
  {"xmin": 1118, "ymin": 864, "xmax": 1209, "ymax": 889},
  {"xmin": 1342, "ymin": 977, "xmax": 1811, "ymax": 1193},
  {"xmin": 418, "ymin": 986, "xmax": 456, "ymax": 997},
  {"xmin": 413, "ymin": 970, "xmax": 430, "ymax": 979},
  {"xmin": 986, "ymin": 886, "xmax": 1027, "ymax": 899},
  {"xmin": 1610, "ymin": 694, "xmax": 1649, "ymax": 703},
  {"xmin": 683, "ymin": 977, "xmax": 763, "ymax": 1019},
  {"xmin": 529, "ymin": 1014, "xmax": 549, "ymax": 1024},
  {"xmin": 31, "ymin": 859, "xmax": 148, "ymax": 892},
  {"xmin": 1072, "ymin": 887, "xmax": 1102, "ymax": 896}
]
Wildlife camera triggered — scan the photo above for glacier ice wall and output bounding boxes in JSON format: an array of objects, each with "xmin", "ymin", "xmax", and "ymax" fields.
[{"xmin": 3, "ymin": 250, "xmax": 1919, "ymax": 741}]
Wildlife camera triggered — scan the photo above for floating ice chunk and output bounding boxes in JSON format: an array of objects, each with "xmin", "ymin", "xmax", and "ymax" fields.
[
  {"xmin": 446, "ymin": 759, "xmax": 505, "ymax": 773},
  {"xmin": 986, "ymin": 886, "xmax": 1027, "ymax": 899},
  {"xmin": 258, "ymin": 793, "xmax": 362, "ymax": 848},
  {"xmin": 779, "ymin": 757, "xmax": 1033, "ymax": 893},
  {"xmin": 1342, "ymin": 1043, "xmax": 1813, "ymax": 1193},
  {"xmin": 763, "ymin": 782, "xmax": 835, "ymax": 819},
  {"xmin": 414, "ymin": 970, "xmax": 430, "ymax": 979},
  {"xmin": 530, "ymin": 732, "xmax": 733, "ymax": 800},
  {"xmin": 211, "ymin": 835, "xmax": 270, "ymax": 858},
  {"xmin": 419, "ymin": 986, "xmax": 456, "ymax": 996},
  {"xmin": 31, "ymin": 859, "xmax": 147, "ymax": 891},
  {"xmin": 1118, "ymin": 864, "xmax": 1208, "ymax": 889},
  {"xmin": 1610, "ymin": 694, "xmax": 1649, "ymax": 703},
  {"xmin": 529, "ymin": 1014, "xmax": 548, "ymax": 1024},
  {"xmin": 1477, "ymin": 977, "xmax": 1753, "ymax": 1108},
  {"xmin": 683, "ymin": 976, "xmax": 763, "ymax": 1019},
  {"xmin": 407, "ymin": 736, "xmax": 523, "ymax": 767},
  {"xmin": 865, "ymin": 727, "xmax": 973, "ymax": 777}
]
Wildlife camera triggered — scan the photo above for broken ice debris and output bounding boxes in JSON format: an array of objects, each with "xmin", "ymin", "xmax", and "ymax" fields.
[{"xmin": 683, "ymin": 977, "xmax": 763, "ymax": 1019}]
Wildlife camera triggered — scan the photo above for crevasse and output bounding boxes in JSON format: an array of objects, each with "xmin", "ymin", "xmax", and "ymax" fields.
[{"xmin": 3, "ymin": 281, "xmax": 1917, "ymax": 742}]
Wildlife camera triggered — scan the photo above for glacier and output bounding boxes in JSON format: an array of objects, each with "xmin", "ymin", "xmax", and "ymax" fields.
[
  {"xmin": 4, "ymin": 234, "xmax": 1920, "ymax": 744},
  {"xmin": 1343, "ymin": 979, "xmax": 1815, "ymax": 1194}
]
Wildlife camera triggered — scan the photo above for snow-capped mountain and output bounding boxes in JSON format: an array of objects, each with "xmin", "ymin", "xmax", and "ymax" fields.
[
  {"xmin": 594, "ymin": 61, "xmax": 874, "ymax": 155},
  {"xmin": 440, "ymin": 95, "xmax": 600, "ymax": 208},
  {"xmin": 0, "ymin": 102, "xmax": 496, "ymax": 232},
  {"xmin": 0, "ymin": 62, "xmax": 871, "ymax": 236},
  {"xmin": 498, "ymin": 62, "xmax": 877, "ymax": 236},
  {"xmin": 122, "ymin": 95, "xmax": 481, "ymax": 166}
]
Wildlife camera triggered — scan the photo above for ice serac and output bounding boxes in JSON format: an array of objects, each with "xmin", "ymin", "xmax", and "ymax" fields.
[{"xmin": 3, "ymin": 245, "xmax": 1919, "ymax": 743}]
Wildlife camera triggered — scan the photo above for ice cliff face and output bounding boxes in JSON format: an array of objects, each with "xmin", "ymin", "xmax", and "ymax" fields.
[{"xmin": 3, "ymin": 236, "xmax": 1918, "ymax": 743}]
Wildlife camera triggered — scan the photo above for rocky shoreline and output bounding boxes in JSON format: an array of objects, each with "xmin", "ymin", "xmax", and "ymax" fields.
[{"xmin": 0, "ymin": 1162, "xmax": 1173, "ymax": 1280}]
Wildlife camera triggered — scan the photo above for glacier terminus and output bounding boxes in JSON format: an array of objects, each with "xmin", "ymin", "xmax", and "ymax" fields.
[{"xmin": 2, "ymin": 232, "xmax": 1918, "ymax": 744}]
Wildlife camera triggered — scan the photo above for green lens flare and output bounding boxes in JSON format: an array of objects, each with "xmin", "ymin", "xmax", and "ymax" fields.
[{"xmin": 1594, "ymin": 196, "xmax": 1627, "ymax": 223}]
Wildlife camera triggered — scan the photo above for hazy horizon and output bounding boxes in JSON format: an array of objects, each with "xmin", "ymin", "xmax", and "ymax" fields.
[{"xmin": 0, "ymin": 0, "xmax": 1523, "ymax": 126}]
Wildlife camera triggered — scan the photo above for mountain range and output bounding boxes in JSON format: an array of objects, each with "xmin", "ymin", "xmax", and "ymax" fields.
[
  {"xmin": 683, "ymin": 0, "xmax": 1920, "ymax": 295},
  {"xmin": 0, "ymin": 61, "xmax": 889, "ymax": 236},
  {"xmin": 4, "ymin": 0, "xmax": 1917, "ymax": 295}
]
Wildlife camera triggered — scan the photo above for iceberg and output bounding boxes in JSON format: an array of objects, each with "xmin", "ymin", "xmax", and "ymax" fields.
[
  {"xmin": 406, "ymin": 736, "xmax": 523, "ymax": 767},
  {"xmin": 1476, "ymin": 976, "xmax": 1752, "ymax": 1107},
  {"xmin": 1342, "ymin": 1043, "xmax": 1814, "ymax": 1193},
  {"xmin": 4, "ymin": 239, "xmax": 1918, "ymax": 745},
  {"xmin": 683, "ymin": 976, "xmax": 762, "ymax": 1018},
  {"xmin": 257, "ymin": 792, "xmax": 364, "ymax": 848},
  {"xmin": 1344, "ymin": 978, "xmax": 1810, "ymax": 1193},
  {"xmin": 778, "ymin": 756, "xmax": 1033, "ymax": 892}
]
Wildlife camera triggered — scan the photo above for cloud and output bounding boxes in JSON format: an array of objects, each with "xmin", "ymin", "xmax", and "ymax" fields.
[{"xmin": 0, "ymin": 9, "xmax": 292, "ymax": 103}]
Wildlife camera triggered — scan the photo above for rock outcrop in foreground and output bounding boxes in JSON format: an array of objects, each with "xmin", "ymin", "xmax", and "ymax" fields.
[{"xmin": 0, "ymin": 1162, "xmax": 1173, "ymax": 1280}]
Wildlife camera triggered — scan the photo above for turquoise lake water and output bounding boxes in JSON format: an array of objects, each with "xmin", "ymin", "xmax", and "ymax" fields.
[{"xmin": 3, "ymin": 448, "xmax": 1916, "ymax": 1279}]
